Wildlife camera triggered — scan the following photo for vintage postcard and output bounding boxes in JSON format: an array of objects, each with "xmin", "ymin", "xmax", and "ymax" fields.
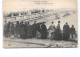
[{"xmin": 3, "ymin": 0, "xmax": 78, "ymax": 48}]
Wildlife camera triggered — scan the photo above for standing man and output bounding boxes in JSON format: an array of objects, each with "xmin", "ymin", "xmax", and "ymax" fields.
[
  {"xmin": 48, "ymin": 21, "xmax": 56, "ymax": 40},
  {"xmin": 24, "ymin": 22, "xmax": 28, "ymax": 38},
  {"xmin": 20, "ymin": 21, "xmax": 26, "ymax": 39},
  {"xmin": 32, "ymin": 21, "xmax": 37, "ymax": 38},
  {"xmin": 63, "ymin": 22, "xmax": 70, "ymax": 41},
  {"xmin": 4, "ymin": 21, "xmax": 8, "ymax": 37},
  {"xmin": 47, "ymin": 21, "xmax": 56, "ymax": 47},
  {"xmin": 70, "ymin": 25, "xmax": 76, "ymax": 39},
  {"xmin": 7, "ymin": 21, "xmax": 11, "ymax": 37},
  {"xmin": 15, "ymin": 21, "xmax": 20, "ymax": 38},
  {"xmin": 36, "ymin": 23, "xmax": 41, "ymax": 39},
  {"xmin": 41, "ymin": 22, "xmax": 47, "ymax": 39},
  {"xmin": 27, "ymin": 22, "xmax": 31, "ymax": 38},
  {"xmin": 54, "ymin": 21, "xmax": 62, "ymax": 40},
  {"xmin": 10, "ymin": 23, "xmax": 15, "ymax": 37}
]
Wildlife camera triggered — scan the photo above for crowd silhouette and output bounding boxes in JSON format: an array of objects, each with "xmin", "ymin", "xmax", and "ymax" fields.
[{"xmin": 4, "ymin": 20, "xmax": 77, "ymax": 41}]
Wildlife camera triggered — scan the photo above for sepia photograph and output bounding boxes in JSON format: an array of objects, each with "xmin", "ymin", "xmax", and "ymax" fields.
[{"xmin": 3, "ymin": 0, "xmax": 78, "ymax": 48}]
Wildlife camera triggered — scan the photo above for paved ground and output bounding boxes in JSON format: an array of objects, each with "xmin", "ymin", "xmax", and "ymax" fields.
[{"xmin": 3, "ymin": 37, "xmax": 77, "ymax": 48}]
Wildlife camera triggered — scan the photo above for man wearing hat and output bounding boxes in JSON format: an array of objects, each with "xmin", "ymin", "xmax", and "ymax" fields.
[
  {"xmin": 70, "ymin": 25, "xmax": 76, "ymax": 39},
  {"xmin": 63, "ymin": 22, "xmax": 70, "ymax": 41},
  {"xmin": 48, "ymin": 21, "xmax": 56, "ymax": 39},
  {"xmin": 47, "ymin": 21, "xmax": 56, "ymax": 47},
  {"xmin": 54, "ymin": 21, "xmax": 62, "ymax": 40},
  {"xmin": 32, "ymin": 21, "xmax": 37, "ymax": 38},
  {"xmin": 40, "ymin": 22, "xmax": 47, "ymax": 39}
]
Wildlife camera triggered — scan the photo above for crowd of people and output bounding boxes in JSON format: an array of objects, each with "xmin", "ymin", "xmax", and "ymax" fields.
[{"xmin": 4, "ymin": 20, "xmax": 77, "ymax": 41}]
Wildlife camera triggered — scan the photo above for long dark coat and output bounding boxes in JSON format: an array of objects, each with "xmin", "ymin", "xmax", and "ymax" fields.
[
  {"xmin": 10, "ymin": 24, "xmax": 15, "ymax": 35},
  {"xmin": 41, "ymin": 24, "xmax": 47, "ymax": 39},
  {"xmin": 24, "ymin": 23, "xmax": 28, "ymax": 38},
  {"xmin": 4, "ymin": 23, "xmax": 8, "ymax": 37},
  {"xmin": 63, "ymin": 24, "xmax": 70, "ymax": 40},
  {"xmin": 70, "ymin": 27, "xmax": 76, "ymax": 38},
  {"xmin": 32, "ymin": 23, "xmax": 37, "ymax": 37},
  {"xmin": 20, "ymin": 24, "xmax": 26, "ymax": 38},
  {"xmin": 54, "ymin": 24, "xmax": 62, "ymax": 40},
  {"xmin": 15, "ymin": 24, "xmax": 20, "ymax": 34},
  {"xmin": 6, "ymin": 22, "xmax": 10, "ymax": 37},
  {"xmin": 70, "ymin": 27, "xmax": 75, "ymax": 34},
  {"xmin": 27, "ymin": 25, "xmax": 33, "ymax": 38}
]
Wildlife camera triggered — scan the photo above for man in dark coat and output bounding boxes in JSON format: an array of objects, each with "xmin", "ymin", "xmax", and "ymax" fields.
[
  {"xmin": 4, "ymin": 21, "xmax": 8, "ymax": 37},
  {"xmin": 32, "ymin": 21, "xmax": 37, "ymax": 38},
  {"xmin": 54, "ymin": 21, "xmax": 62, "ymax": 40},
  {"xmin": 70, "ymin": 25, "xmax": 76, "ymax": 39},
  {"xmin": 7, "ymin": 21, "xmax": 11, "ymax": 37},
  {"xmin": 15, "ymin": 21, "xmax": 20, "ymax": 38},
  {"xmin": 20, "ymin": 21, "xmax": 26, "ymax": 39},
  {"xmin": 63, "ymin": 22, "xmax": 70, "ymax": 41},
  {"xmin": 27, "ymin": 22, "xmax": 33, "ymax": 38},
  {"xmin": 24, "ymin": 22, "xmax": 28, "ymax": 38},
  {"xmin": 10, "ymin": 23, "xmax": 15, "ymax": 36},
  {"xmin": 36, "ymin": 23, "xmax": 42, "ymax": 38},
  {"xmin": 40, "ymin": 22, "xmax": 47, "ymax": 39}
]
